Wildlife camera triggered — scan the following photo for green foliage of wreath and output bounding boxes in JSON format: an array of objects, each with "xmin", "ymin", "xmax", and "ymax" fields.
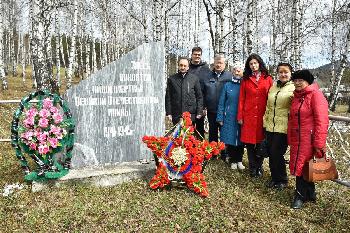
[{"xmin": 11, "ymin": 90, "xmax": 75, "ymax": 181}]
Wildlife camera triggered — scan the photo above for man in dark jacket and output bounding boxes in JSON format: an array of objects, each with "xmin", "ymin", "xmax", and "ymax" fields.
[
  {"xmin": 202, "ymin": 54, "xmax": 232, "ymax": 142},
  {"xmin": 165, "ymin": 57, "xmax": 203, "ymax": 125},
  {"xmin": 188, "ymin": 47, "xmax": 212, "ymax": 138}
]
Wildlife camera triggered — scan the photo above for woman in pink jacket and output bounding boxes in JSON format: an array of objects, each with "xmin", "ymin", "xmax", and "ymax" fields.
[
  {"xmin": 237, "ymin": 54, "xmax": 273, "ymax": 177},
  {"xmin": 288, "ymin": 70, "xmax": 329, "ymax": 209}
]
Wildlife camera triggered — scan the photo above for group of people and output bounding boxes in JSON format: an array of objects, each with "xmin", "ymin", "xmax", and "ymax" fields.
[{"xmin": 165, "ymin": 47, "xmax": 329, "ymax": 209}]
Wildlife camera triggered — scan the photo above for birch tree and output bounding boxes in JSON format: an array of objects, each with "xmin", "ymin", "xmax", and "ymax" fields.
[
  {"xmin": 329, "ymin": 23, "xmax": 350, "ymax": 110},
  {"xmin": 0, "ymin": 1, "xmax": 8, "ymax": 90},
  {"xmin": 66, "ymin": 0, "xmax": 78, "ymax": 89}
]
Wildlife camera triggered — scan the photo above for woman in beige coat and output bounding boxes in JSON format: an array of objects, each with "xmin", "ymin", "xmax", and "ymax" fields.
[{"xmin": 263, "ymin": 63, "xmax": 295, "ymax": 188}]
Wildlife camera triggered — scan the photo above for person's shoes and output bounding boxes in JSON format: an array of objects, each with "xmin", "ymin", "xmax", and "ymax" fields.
[
  {"xmin": 237, "ymin": 162, "xmax": 245, "ymax": 170},
  {"xmin": 256, "ymin": 167, "xmax": 264, "ymax": 177},
  {"xmin": 292, "ymin": 193, "xmax": 304, "ymax": 209},
  {"xmin": 231, "ymin": 163, "xmax": 238, "ymax": 170},
  {"xmin": 307, "ymin": 192, "xmax": 317, "ymax": 203},
  {"xmin": 266, "ymin": 180, "xmax": 277, "ymax": 188},
  {"xmin": 275, "ymin": 182, "xmax": 288, "ymax": 189},
  {"xmin": 250, "ymin": 169, "xmax": 257, "ymax": 177}
]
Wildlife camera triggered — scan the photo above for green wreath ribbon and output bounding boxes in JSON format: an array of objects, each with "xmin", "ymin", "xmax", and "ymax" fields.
[{"xmin": 11, "ymin": 90, "xmax": 75, "ymax": 181}]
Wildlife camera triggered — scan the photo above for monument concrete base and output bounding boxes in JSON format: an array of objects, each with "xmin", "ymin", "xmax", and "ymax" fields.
[{"xmin": 31, "ymin": 161, "xmax": 156, "ymax": 192}]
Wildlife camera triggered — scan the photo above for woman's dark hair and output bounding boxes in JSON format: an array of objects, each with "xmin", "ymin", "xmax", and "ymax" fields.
[
  {"xmin": 243, "ymin": 53, "xmax": 269, "ymax": 78},
  {"xmin": 277, "ymin": 62, "xmax": 293, "ymax": 73}
]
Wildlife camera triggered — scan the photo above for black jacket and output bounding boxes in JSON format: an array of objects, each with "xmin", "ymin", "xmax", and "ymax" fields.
[
  {"xmin": 165, "ymin": 72, "xmax": 203, "ymax": 122},
  {"xmin": 188, "ymin": 61, "xmax": 212, "ymax": 91},
  {"xmin": 202, "ymin": 70, "xmax": 232, "ymax": 113}
]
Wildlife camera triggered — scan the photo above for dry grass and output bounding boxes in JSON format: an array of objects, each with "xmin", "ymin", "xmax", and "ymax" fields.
[{"xmin": 0, "ymin": 73, "xmax": 349, "ymax": 232}]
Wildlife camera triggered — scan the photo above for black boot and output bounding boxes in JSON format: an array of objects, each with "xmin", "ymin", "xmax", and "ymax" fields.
[
  {"xmin": 292, "ymin": 192, "xmax": 304, "ymax": 209},
  {"xmin": 256, "ymin": 167, "xmax": 264, "ymax": 177},
  {"xmin": 250, "ymin": 169, "xmax": 257, "ymax": 177}
]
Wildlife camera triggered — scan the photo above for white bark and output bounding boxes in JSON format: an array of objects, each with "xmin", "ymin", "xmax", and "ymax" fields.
[
  {"xmin": 246, "ymin": 0, "xmax": 254, "ymax": 56},
  {"xmin": 0, "ymin": 4, "xmax": 8, "ymax": 90},
  {"xmin": 229, "ymin": 0, "xmax": 239, "ymax": 63},
  {"xmin": 66, "ymin": 0, "xmax": 78, "ymax": 89},
  {"xmin": 329, "ymin": 24, "xmax": 350, "ymax": 110},
  {"xmin": 291, "ymin": 0, "xmax": 302, "ymax": 70},
  {"xmin": 55, "ymin": 7, "xmax": 61, "ymax": 87},
  {"xmin": 19, "ymin": 33, "xmax": 25, "ymax": 83},
  {"xmin": 85, "ymin": 36, "xmax": 90, "ymax": 77}
]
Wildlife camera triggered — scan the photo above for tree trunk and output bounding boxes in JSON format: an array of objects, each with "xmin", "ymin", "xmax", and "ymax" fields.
[
  {"xmin": 230, "ymin": 0, "xmax": 239, "ymax": 62},
  {"xmin": 246, "ymin": 0, "xmax": 254, "ymax": 56},
  {"xmin": 329, "ymin": 24, "xmax": 350, "ymax": 111},
  {"xmin": 203, "ymin": 0, "xmax": 215, "ymax": 54},
  {"xmin": 66, "ymin": 0, "xmax": 78, "ymax": 89},
  {"xmin": 55, "ymin": 7, "xmax": 61, "ymax": 87},
  {"xmin": 19, "ymin": 33, "xmax": 26, "ymax": 84},
  {"xmin": 329, "ymin": 0, "xmax": 338, "ymax": 102},
  {"xmin": 0, "ymin": 5, "xmax": 8, "ymax": 90}
]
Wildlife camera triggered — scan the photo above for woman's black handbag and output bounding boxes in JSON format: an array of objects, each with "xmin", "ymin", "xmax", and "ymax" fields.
[{"xmin": 257, "ymin": 139, "xmax": 269, "ymax": 158}]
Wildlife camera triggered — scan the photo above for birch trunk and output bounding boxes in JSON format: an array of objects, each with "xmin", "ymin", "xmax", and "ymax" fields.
[
  {"xmin": 329, "ymin": 0, "xmax": 338, "ymax": 102},
  {"xmin": 19, "ymin": 33, "xmax": 25, "ymax": 84},
  {"xmin": 329, "ymin": 24, "xmax": 350, "ymax": 111},
  {"xmin": 85, "ymin": 35, "xmax": 90, "ymax": 77},
  {"xmin": 55, "ymin": 8, "xmax": 61, "ymax": 87},
  {"xmin": 203, "ymin": 0, "xmax": 215, "ymax": 53},
  {"xmin": 0, "ymin": 6, "xmax": 8, "ymax": 90},
  {"xmin": 30, "ymin": 0, "xmax": 48, "ymax": 90},
  {"xmin": 246, "ymin": 0, "xmax": 254, "ymax": 56},
  {"xmin": 218, "ymin": 0, "xmax": 225, "ymax": 53},
  {"xmin": 66, "ymin": 0, "xmax": 78, "ymax": 89},
  {"xmin": 230, "ymin": 0, "xmax": 239, "ymax": 62},
  {"xmin": 269, "ymin": 0, "xmax": 278, "ymax": 70}
]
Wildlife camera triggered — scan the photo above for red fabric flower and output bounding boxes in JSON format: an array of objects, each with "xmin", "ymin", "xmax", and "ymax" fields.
[{"xmin": 143, "ymin": 111, "xmax": 225, "ymax": 197}]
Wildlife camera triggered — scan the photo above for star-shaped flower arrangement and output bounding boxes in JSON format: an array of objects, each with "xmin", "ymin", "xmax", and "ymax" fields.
[{"xmin": 142, "ymin": 112, "xmax": 225, "ymax": 197}]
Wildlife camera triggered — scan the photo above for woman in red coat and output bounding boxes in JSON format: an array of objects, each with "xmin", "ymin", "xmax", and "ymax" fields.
[
  {"xmin": 237, "ymin": 54, "xmax": 273, "ymax": 177},
  {"xmin": 288, "ymin": 70, "xmax": 329, "ymax": 209}
]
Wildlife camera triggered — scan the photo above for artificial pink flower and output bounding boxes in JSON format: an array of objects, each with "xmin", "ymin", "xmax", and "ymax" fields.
[
  {"xmin": 50, "ymin": 106, "xmax": 59, "ymax": 114},
  {"xmin": 26, "ymin": 107, "xmax": 38, "ymax": 118},
  {"xmin": 23, "ymin": 117, "xmax": 35, "ymax": 128},
  {"xmin": 37, "ymin": 132, "xmax": 48, "ymax": 142},
  {"xmin": 38, "ymin": 144, "xmax": 50, "ymax": 155},
  {"xmin": 50, "ymin": 125, "xmax": 61, "ymax": 135},
  {"xmin": 43, "ymin": 98, "xmax": 53, "ymax": 109},
  {"xmin": 48, "ymin": 137, "xmax": 59, "ymax": 148},
  {"xmin": 53, "ymin": 113, "xmax": 63, "ymax": 124},
  {"xmin": 29, "ymin": 143, "xmax": 37, "ymax": 150},
  {"xmin": 39, "ymin": 109, "xmax": 51, "ymax": 118},
  {"xmin": 24, "ymin": 131, "xmax": 34, "ymax": 140},
  {"xmin": 38, "ymin": 118, "xmax": 49, "ymax": 128}
]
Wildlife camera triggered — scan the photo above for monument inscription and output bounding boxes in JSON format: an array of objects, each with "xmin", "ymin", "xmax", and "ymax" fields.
[{"xmin": 65, "ymin": 42, "xmax": 165, "ymax": 167}]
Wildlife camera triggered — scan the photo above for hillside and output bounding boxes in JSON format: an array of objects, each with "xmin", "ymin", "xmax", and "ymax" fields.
[{"xmin": 311, "ymin": 61, "xmax": 350, "ymax": 88}]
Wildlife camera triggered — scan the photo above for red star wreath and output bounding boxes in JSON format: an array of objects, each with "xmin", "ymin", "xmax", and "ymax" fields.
[{"xmin": 142, "ymin": 112, "xmax": 225, "ymax": 197}]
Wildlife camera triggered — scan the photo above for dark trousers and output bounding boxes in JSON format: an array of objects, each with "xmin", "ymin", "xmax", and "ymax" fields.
[
  {"xmin": 226, "ymin": 145, "xmax": 244, "ymax": 163},
  {"xmin": 195, "ymin": 116, "xmax": 205, "ymax": 139},
  {"xmin": 207, "ymin": 112, "xmax": 219, "ymax": 142},
  {"xmin": 266, "ymin": 132, "xmax": 288, "ymax": 183},
  {"xmin": 296, "ymin": 176, "xmax": 316, "ymax": 201},
  {"xmin": 246, "ymin": 144, "xmax": 264, "ymax": 171}
]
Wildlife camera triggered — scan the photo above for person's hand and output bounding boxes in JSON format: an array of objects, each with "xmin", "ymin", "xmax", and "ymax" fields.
[
  {"xmin": 167, "ymin": 115, "xmax": 172, "ymax": 122},
  {"xmin": 237, "ymin": 120, "xmax": 243, "ymax": 125},
  {"xmin": 218, "ymin": 121, "xmax": 223, "ymax": 126},
  {"xmin": 196, "ymin": 114, "xmax": 202, "ymax": 119}
]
